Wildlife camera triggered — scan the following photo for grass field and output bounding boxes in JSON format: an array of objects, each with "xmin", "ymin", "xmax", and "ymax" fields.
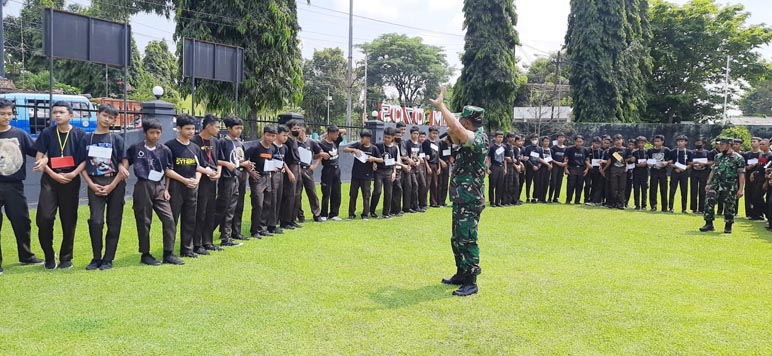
[{"xmin": 2, "ymin": 182, "xmax": 772, "ymax": 355}]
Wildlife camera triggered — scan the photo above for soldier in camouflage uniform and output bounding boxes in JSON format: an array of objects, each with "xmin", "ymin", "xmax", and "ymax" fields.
[
  {"xmin": 700, "ymin": 137, "xmax": 746, "ymax": 234},
  {"xmin": 430, "ymin": 87, "xmax": 489, "ymax": 297}
]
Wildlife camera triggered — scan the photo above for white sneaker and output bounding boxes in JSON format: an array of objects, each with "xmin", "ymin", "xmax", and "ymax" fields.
[
  {"xmin": 319, "ymin": 217, "xmax": 327, "ymax": 222},
  {"xmin": 330, "ymin": 217, "xmax": 343, "ymax": 221}
]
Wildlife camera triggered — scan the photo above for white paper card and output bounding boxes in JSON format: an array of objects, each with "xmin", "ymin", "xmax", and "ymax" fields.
[
  {"xmin": 693, "ymin": 158, "xmax": 708, "ymax": 164},
  {"xmin": 675, "ymin": 162, "xmax": 688, "ymax": 170},
  {"xmin": 430, "ymin": 143, "xmax": 439, "ymax": 152},
  {"xmin": 530, "ymin": 151, "xmax": 540, "ymax": 158},
  {"xmin": 148, "ymin": 169, "xmax": 164, "ymax": 182},
  {"xmin": 419, "ymin": 153, "xmax": 426, "ymax": 158},
  {"xmin": 385, "ymin": 158, "xmax": 395, "ymax": 166},
  {"xmin": 552, "ymin": 140, "xmax": 558, "ymax": 146},
  {"xmin": 544, "ymin": 156, "xmax": 553, "ymax": 163},
  {"xmin": 298, "ymin": 147, "xmax": 313, "ymax": 165},
  {"xmin": 495, "ymin": 147, "xmax": 505, "ymax": 155},
  {"xmin": 411, "ymin": 147, "xmax": 419, "ymax": 153},
  {"xmin": 591, "ymin": 159, "xmax": 601, "ymax": 167},
  {"xmin": 646, "ymin": 159, "xmax": 657, "ymax": 166},
  {"xmin": 442, "ymin": 149, "xmax": 451, "ymax": 156},
  {"xmin": 748, "ymin": 158, "xmax": 759, "ymax": 165},
  {"xmin": 263, "ymin": 160, "xmax": 275, "ymax": 172},
  {"xmin": 627, "ymin": 163, "xmax": 636, "ymax": 170},
  {"xmin": 87, "ymin": 145, "xmax": 112, "ymax": 159},
  {"xmin": 274, "ymin": 160, "xmax": 285, "ymax": 169},
  {"xmin": 356, "ymin": 153, "xmax": 369, "ymax": 164}
]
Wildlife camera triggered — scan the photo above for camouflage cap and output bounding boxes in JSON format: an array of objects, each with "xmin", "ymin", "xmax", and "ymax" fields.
[
  {"xmin": 717, "ymin": 137, "xmax": 733, "ymax": 144},
  {"xmin": 459, "ymin": 106, "xmax": 485, "ymax": 127}
]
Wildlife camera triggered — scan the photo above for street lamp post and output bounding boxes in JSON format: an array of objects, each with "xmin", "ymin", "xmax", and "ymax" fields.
[{"xmin": 326, "ymin": 87, "xmax": 332, "ymax": 125}]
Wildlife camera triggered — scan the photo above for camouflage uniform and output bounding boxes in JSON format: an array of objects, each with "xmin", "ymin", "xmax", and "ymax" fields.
[
  {"xmin": 704, "ymin": 151, "xmax": 745, "ymax": 222},
  {"xmin": 450, "ymin": 126, "xmax": 489, "ymax": 277}
]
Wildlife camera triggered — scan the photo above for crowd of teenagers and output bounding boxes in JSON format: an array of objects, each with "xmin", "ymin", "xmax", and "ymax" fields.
[{"xmin": 0, "ymin": 95, "xmax": 768, "ymax": 274}]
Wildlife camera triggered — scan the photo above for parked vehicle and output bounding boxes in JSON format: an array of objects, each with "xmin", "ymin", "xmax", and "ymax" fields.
[{"xmin": 0, "ymin": 93, "xmax": 97, "ymax": 138}]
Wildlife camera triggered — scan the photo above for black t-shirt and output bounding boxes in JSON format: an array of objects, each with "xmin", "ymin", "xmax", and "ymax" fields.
[
  {"xmin": 375, "ymin": 142, "xmax": 399, "ymax": 173},
  {"xmin": 165, "ymin": 138, "xmax": 205, "ymax": 179},
  {"xmin": 249, "ymin": 142, "xmax": 276, "ymax": 174},
  {"xmin": 319, "ymin": 137, "xmax": 342, "ymax": 168},
  {"xmin": 565, "ymin": 146, "xmax": 589, "ymax": 169},
  {"xmin": 218, "ymin": 137, "xmax": 246, "ymax": 178},
  {"xmin": 35, "ymin": 125, "xmax": 86, "ymax": 172},
  {"xmin": 125, "ymin": 142, "xmax": 173, "ymax": 181},
  {"xmin": 647, "ymin": 147, "xmax": 671, "ymax": 171},
  {"xmin": 191, "ymin": 135, "xmax": 221, "ymax": 170},
  {"xmin": 349, "ymin": 142, "xmax": 380, "ymax": 180},
  {"xmin": 422, "ymin": 139, "xmax": 440, "ymax": 164},
  {"xmin": 439, "ymin": 140, "xmax": 452, "ymax": 162},
  {"xmin": 668, "ymin": 148, "xmax": 693, "ymax": 166},
  {"xmin": 551, "ymin": 145, "xmax": 566, "ymax": 164},
  {"xmin": 283, "ymin": 137, "xmax": 301, "ymax": 165},
  {"xmin": 404, "ymin": 140, "xmax": 423, "ymax": 163},
  {"xmin": 0, "ymin": 127, "xmax": 37, "ymax": 182},
  {"xmin": 707, "ymin": 149, "xmax": 718, "ymax": 162},
  {"xmin": 298, "ymin": 138, "xmax": 321, "ymax": 168},
  {"xmin": 82, "ymin": 132, "xmax": 125, "ymax": 177},
  {"xmin": 272, "ymin": 144, "xmax": 287, "ymax": 169},
  {"xmin": 606, "ymin": 147, "xmax": 629, "ymax": 168},
  {"xmin": 488, "ymin": 143, "xmax": 509, "ymax": 167},
  {"xmin": 523, "ymin": 145, "xmax": 542, "ymax": 168}
]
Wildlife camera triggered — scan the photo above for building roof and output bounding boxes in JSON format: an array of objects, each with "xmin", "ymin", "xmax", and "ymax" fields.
[
  {"xmin": 512, "ymin": 106, "xmax": 572, "ymax": 122},
  {"xmin": 728, "ymin": 116, "xmax": 772, "ymax": 126}
]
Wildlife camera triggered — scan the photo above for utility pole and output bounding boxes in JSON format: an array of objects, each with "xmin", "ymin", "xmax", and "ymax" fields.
[
  {"xmin": 362, "ymin": 54, "xmax": 367, "ymax": 123},
  {"xmin": 723, "ymin": 55, "xmax": 731, "ymax": 124},
  {"xmin": 550, "ymin": 51, "xmax": 562, "ymax": 121},
  {"xmin": 326, "ymin": 87, "xmax": 331, "ymax": 125},
  {"xmin": 1, "ymin": 0, "xmax": 7, "ymax": 78},
  {"xmin": 345, "ymin": 0, "xmax": 353, "ymax": 128}
]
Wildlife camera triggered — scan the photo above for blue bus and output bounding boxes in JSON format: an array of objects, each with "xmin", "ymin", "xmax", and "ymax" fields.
[{"xmin": 0, "ymin": 93, "xmax": 98, "ymax": 138}]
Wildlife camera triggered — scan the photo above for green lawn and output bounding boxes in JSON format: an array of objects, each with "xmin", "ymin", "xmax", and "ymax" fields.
[{"xmin": 2, "ymin": 183, "xmax": 772, "ymax": 355}]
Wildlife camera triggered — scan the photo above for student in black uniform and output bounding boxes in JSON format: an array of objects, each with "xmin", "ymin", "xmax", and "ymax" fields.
[
  {"xmin": 486, "ymin": 131, "xmax": 508, "ymax": 207},
  {"xmin": 81, "ymin": 104, "xmax": 128, "ymax": 270},
  {"xmin": 266, "ymin": 125, "xmax": 292, "ymax": 233},
  {"xmin": 425, "ymin": 127, "xmax": 441, "ymax": 207},
  {"xmin": 602, "ymin": 134, "xmax": 629, "ymax": 210},
  {"xmin": 317, "ymin": 125, "xmax": 345, "ymax": 221},
  {"xmin": 166, "ymin": 115, "xmax": 212, "ymax": 258},
  {"xmin": 296, "ymin": 126, "xmax": 322, "ymax": 222},
  {"xmin": 624, "ymin": 139, "xmax": 636, "ymax": 207},
  {"xmin": 416, "ymin": 131, "xmax": 430, "ymax": 211},
  {"xmin": 535, "ymin": 136, "xmax": 553, "ymax": 203},
  {"xmin": 668, "ymin": 135, "xmax": 692, "ymax": 213},
  {"xmin": 586, "ymin": 137, "xmax": 604, "ymax": 205},
  {"xmin": 515, "ymin": 136, "xmax": 527, "ymax": 202},
  {"xmin": 564, "ymin": 135, "xmax": 589, "ymax": 205},
  {"xmin": 391, "ymin": 127, "xmax": 406, "ymax": 216},
  {"xmin": 35, "ymin": 101, "xmax": 87, "ymax": 270},
  {"xmin": 371, "ymin": 127, "xmax": 401, "ymax": 218},
  {"xmin": 280, "ymin": 120, "xmax": 303, "ymax": 230},
  {"xmin": 124, "ymin": 119, "xmax": 182, "ymax": 266},
  {"xmin": 403, "ymin": 127, "xmax": 422, "ymax": 213},
  {"xmin": 549, "ymin": 133, "xmax": 567, "ymax": 203},
  {"xmin": 523, "ymin": 134, "xmax": 540, "ymax": 202},
  {"xmin": 690, "ymin": 137, "xmax": 710, "ymax": 214},
  {"xmin": 248, "ymin": 126, "xmax": 277, "ymax": 237},
  {"xmin": 631, "ymin": 136, "xmax": 649, "ymax": 210},
  {"xmin": 192, "ymin": 114, "xmax": 226, "ymax": 255},
  {"xmin": 753, "ymin": 138, "xmax": 771, "ymax": 220},
  {"xmin": 744, "ymin": 137, "xmax": 763, "ymax": 219},
  {"xmin": 599, "ymin": 136, "xmax": 612, "ymax": 206},
  {"xmin": 216, "ymin": 117, "xmax": 253, "ymax": 242},
  {"xmin": 0, "ymin": 99, "xmax": 46, "ymax": 274},
  {"xmin": 344, "ymin": 129, "xmax": 381, "ymax": 220},
  {"xmin": 647, "ymin": 134, "xmax": 671, "ymax": 212},
  {"xmin": 504, "ymin": 133, "xmax": 521, "ymax": 206},
  {"xmin": 438, "ymin": 132, "xmax": 453, "ymax": 207}
]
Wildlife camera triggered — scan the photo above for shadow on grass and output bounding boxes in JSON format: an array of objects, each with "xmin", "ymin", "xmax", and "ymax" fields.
[{"xmin": 365, "ymin": 284, "xmax": 455, "ymax": 310}]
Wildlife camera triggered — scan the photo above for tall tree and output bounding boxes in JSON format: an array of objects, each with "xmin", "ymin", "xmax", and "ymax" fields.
[
  {"xmin": 174, "ymin": 0, "xmax": 305, "ymax": 121},
  {"xmin": 360, "ymin": 33, "xmax": 450, "ymax": 107},
  {"xmin": 646, "ymin": 0, "xmax": 772, "ymax": 122},
  {"xmin": 617, "ymin": 0, "xmax": 652, "ymax": 122},
  {"xmin": 453, "ymin": 0, "xmax": 520, "ymax": 132},
  {"xmin": 301, "ymin": 48, "xmax": 347, "ymax": 124},
  {"xmin": 740, "ymin": 79, "xmax": 772, "ymax": 117}
]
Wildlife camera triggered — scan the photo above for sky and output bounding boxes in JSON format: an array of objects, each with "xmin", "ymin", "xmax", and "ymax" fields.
[{"xmin": 3, "ymin": 0, "xmax": 772, "ymax": 78}]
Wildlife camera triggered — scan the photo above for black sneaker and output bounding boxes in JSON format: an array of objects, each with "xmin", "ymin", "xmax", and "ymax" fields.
[
  {"xmin": 86, "ymin": 259, "xmax": 102, "ymax": 271},
  {"xmin": 44, "ymin": 259, "xmax": 57, "ymax": 270},
  {"xmin": 269, "ymin": 227, "xmax": 284, "ymax": 235},
  {"xmin": 280, "ymin": 223, "xmax": 295, "ymax": 230},
  {"xmin": 290, "ymin": 221, "xmax": 303, "ymax": 228},
  {"xmin": 58, "ymin": 261, "xmax": 73, "ymax": 270},
  {"xmin": 140, "ymin": 254, "xmax": 161, "ymax": 266},
  {"xmin": 258, "ymin": 230, "xmax": 273, "ymax": 237},
  {"xmin": 19, "ymin": 256, "xmax": 44, "ymax": 265},
  {"xmin": 348, "ymin": 215, "xmax": 357, "ymax": 220},
  {"xmin": 251, "ymin": 232, "xmax": 264, "ymax": 240},
  {"xmin": 313, "ymin": 216, "xmax": 323, "ymax": 222},
  {"xmin": 194, "ymin": 247, "xmax": 210, "ymax": 256},
  {"xmin": 99, "ymin": 261, "xmax": 113, "ymax": 270},
  {"xmin": 370, "ymin": 212, "xmax": 379, "ymax": 219},
  {"xmin": 232, "ymin": 234, "xmax": 250, "ymax": 241},
  {"xmin": 394, "ymin": 212, "xmax": 404, "ymax": 217},
  {"xmin": 180, "ymin": 251, "xmax": 198, "ymax": 258},
  {"xmin": 298, "ymin": 217, "xmax": 306, "ymax": 223},
  {"xmin": 383, "ymin": 215, "xmax": 392, "ymax": 219},
  {"xmin": 163, "ymin": 254, "xmax": 185, "ymax": 265},
  {"xmin": 221, "ymin": 239, "xmax": 243, "ymax": 247},
  {"xmin": 204, "ymin": 244, "xmax": 224, "ymax": 251},
  {"xmin": 361, "ymin": 215, "xmax": 369, "ymax": 221}
]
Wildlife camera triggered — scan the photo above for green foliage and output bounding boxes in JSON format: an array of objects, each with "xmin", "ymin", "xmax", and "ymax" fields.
[
  {"xmin": 142, "ymin": 40, "xmax": 183, "ymax": 107},
  {"xmin": 718, "ymin": 125, "xmax": 752, "ymax": 151},
  {"xmin": 360, "ymin": 34, "xmax": 451, "ymax": 107},
  {"xmin": 740, "ymin": 78, "xmax": 772, "ymax": 117},
  {"xmin": 15, "ymin": 70, "xmax": 81, "ymax": 94},
  {"xmin": 646, "ymin": 0, "xmax": 772, "ymax": 123},
  {"xmin": 301, "ymin": 48, "xmax": 348, "ymax": 125},
  {"xmin": 453, "ymin": 0, "xmax": 520, "ymax": 132}
]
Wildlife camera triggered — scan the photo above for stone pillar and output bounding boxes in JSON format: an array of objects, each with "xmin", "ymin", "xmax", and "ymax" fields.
[
  {"xmin": 140, "ymin": 99, "xmax": 177, "ymax": 144},
  {"xmin": 365, "ymin": 119, "xmax": 385, "ymax": 143}
]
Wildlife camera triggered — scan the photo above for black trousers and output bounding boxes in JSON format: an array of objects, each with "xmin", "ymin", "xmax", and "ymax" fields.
[
  {"xmin": 87, "ymin": 175, "xmax": 125, "ymax": 262},
  {"xmin": 583, "ymin": 171, "xmax": 593, "ymax": 203},
  {"xmin": 747, "ymin": 172, "xmax": 765, "ymax": 218},
  {"xmin": 439, "ymin": 162, "xmax": 450, "ymax": 206},
  {"xmin": 215, "ymin": 176, "xmax": 239, "ymax": 240},
  {"xmin": 589, "ymin": 168, "xmax": 604, "ymax": 204},
  {"xmin": 371, "ymin": 171, "xmax": 393, "ymax": 216},
  {"xmin": 297, "ymin": 166, "xmax": 320, "ymax": 220},
  {"xmin": 0, "ymin": 181, "xmax": 37, "ymax": 266},
  {"xmin": 525, "ymin": 167, "xmax": 536, "ymax": 200},
  {"xmin": 280, "ymin": 164, "xmax": 302, "ymax": 225},
  {"xmin": 505, "ymin": 163, "xmax": 520, "ymax": 204},
  {"xmin": 535, "ymin": 167, "xmax": 550, "ymax": 202},
  {"xmin": 428, "ymin": 162, "xmax": 440, "ymax": 206},
  {"xmin": 488, "ymin": 165, "xmax": 505, "ymax": 205},
  {"xmin": 632, "ymin": 172, "xmax": 649, "ymax": 209},
  {"xmin": 37, "ymin": 173, "xmax": 80, "ymax": 263},
  {"xmin": 320, "ymin": 166, "xmax": 341, "ymax": 218},
  {"xmin": 416, "ymin": 165, "xmax": 428, "ymax": 209},
  {"xmin": 625, "ymin": 172, "xmax": 633, "ymax": 206},
  {"xmin": 669, "ymin": 169, "xmax": 688, "ymax": 211},
  {"xmin": 548, "ymin": 165, "xmax": 564, "ymax": 201},
  {"xmin": 518, "ymin": 171, "xmax": 525, "ymax": 202},
  {"xmin": 169, "ymin": 180, "xmax": 198, "ymax": 255},
  {"xmin": 349, "ymin": 178, "xmax": 371, "ymax": 217},
  {"xmin": 649, "ymin": 171, "xmax": 668, "ymax": 209},
  {"xmin": 608, "ymin": 167, "xmax": 627, "ymax": 208},
  {"xmin": 133, "ymin": 179, "xmax": 176, "ymax": 254},
  {"xmin": 401, "ymin": 168, "xmax": 415, "ymax": 212},
  {"xmin": 264, "ymin": 170, "xmax": 283, "ymax": 228},
  {"xmin": 391, "ymin": 170, "xmax": 404, "ymax": 214},
  {"xmin": 565, "ymin": 170, "xmax": 585, "ymax": 204},
  {"xmin": 249, "ymin": 174, "xmax": 270, "ymax": 234},
  {"xmin": 233, "ymin": 172, "xmax": 247, "ymax": 238},
  {"xmin": 690, "ymin": 169, "xmax": 709, "ymax": 212},
  {"xmin": 194, "ymin": 178, "xmax": 217, "ymax": 248}
]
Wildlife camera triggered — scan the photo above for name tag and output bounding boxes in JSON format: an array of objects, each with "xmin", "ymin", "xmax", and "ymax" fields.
[
  {"xmin": 148, "ymin": 169, "xmax": 164, "ymax": 182},
  {"xmin": 274, "ymin": 160, "xmax": 285, "ymax": 169},
  {"xmin": 385, "ymin": 158, "xmax": 395, "ymax": 166},
  {"xmin": 419, "ymin": 153, "xmax": 426, "ymax": 158},
  {"xmin": 544, "ymin": 156, "xmax": 553, "ymax": 163},
  {"xmin": 748, "ymin": 158, "xmax": 759, "ymax": 165},
  {"xmin": 612, "ymin": 152, "xmax": 623, "ymax": 161},
  {"xmin": 411, "ymin": 147, "xmax": 419, "ymax": 153},
  {"xmin": 675, "ymin": 162, "xmax": 688, "ymax": 170},
  {"xmin": 51, "ymin": 156, "xmax": 75, "ymax": 169},
  {"xmin": 646, "ymin": 159, "xmax": 657, "ymax": 166},
  {"xmin": 693, "ymin": 158, "xmax": 708, "ymax": 164},
  {"xmin": 264, "ymin": 160, "xmax": 275, "ymax": 172},
  {"xmin": 88, "ymin": 145, "xmax": 112, "ymax": 159},
  {"xmin": 442, "ymin": 149, "xmax": 451, "ymax": 156},
  {"xmin": 430, "ymin": 143, "xmax": 439, "ymax": 152},
  {"xmin": 530, "ymin": 151, "xmax": 540, "ymax": 158},
  {"xmin": 495, "ymin": 147, "xmax": 505, "ymax": 155},
  {"xmin": 591, "ymin": 159, "xmax": 601, "ymax": 167},
  {"xmin": 627, "ymin": 163, "xmax": 635, "ymax": 170}
]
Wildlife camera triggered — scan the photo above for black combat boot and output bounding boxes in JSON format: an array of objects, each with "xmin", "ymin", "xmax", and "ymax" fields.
[
  {"xmin": 699, "ymin": 221, "xmax": 715, "ymax": 232},
  {"xmin": 452, "ymin": 274, "xmax": 478, "ymax": 297},
  {"xmin": 441, "ymin": 268, "xmax": 463, "ymax": 285},
  {"xmin": 724, "ymin": 222, "xmax": 733, "ymax": 234}
]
